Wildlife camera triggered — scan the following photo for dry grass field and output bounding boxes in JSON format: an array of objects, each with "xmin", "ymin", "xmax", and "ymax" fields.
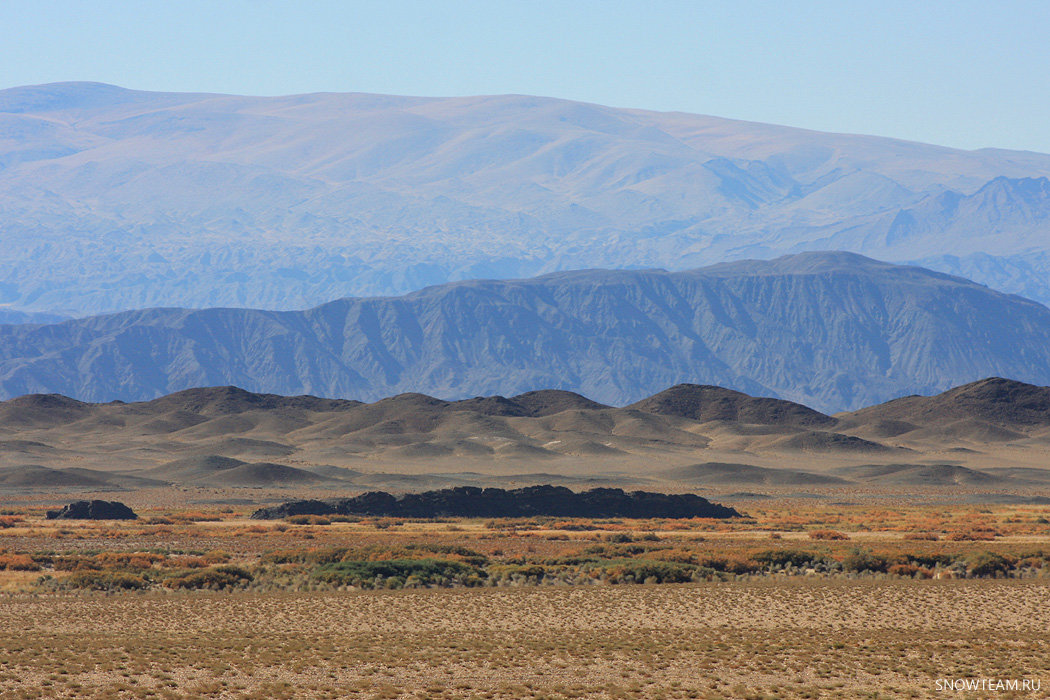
[
  {"xmin": 0, "ymin": 501, "xmax": 1048, "ymax": 698},
  {"xmin": 0, "ymin": 581, "xmax": 1047, "ymax": 699}
]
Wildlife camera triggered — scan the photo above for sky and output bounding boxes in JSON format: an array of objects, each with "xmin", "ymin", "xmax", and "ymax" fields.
[{"xmin": 3, "ymin": 0, "xmax": 1049, "ymax": 152}]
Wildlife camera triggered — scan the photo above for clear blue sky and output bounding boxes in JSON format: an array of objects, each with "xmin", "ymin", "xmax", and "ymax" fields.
[{"xmin": 3, "ymin": 0, "xmax": 1048, "ymax": 152}]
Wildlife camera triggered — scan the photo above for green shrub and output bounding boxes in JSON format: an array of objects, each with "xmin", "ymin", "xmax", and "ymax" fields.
[
  {"xmin": 313, "ymin": 558, "xmax": 481, "ymax": 588},
  {"xmin": 967, "ymin": 552, "xmax": 1012, "ymax": 578},
  {"xmin": 164, "ymin": 565, "xmax": 253, "ymax": 590},
  {"xmin": 63, "ymin": 571, "xmax": 147, "ymax": 591},
  {"xmin": 490, "ymin": 564, "xmax": 549, "ymax": 581},
  {"xmin": 403, "ymin": 544, "xmax": 489, "ymax": 566},
  {"xmin": 753, "ymin": 549, "xmax": 820, "ymax": 569},
  {"xmin": 842, "ymin": 548, "xmax": 889, "ymax": 573},
  {"xmin": 601, "ymin": 560, "xmax": 698, "ymax": 584}
]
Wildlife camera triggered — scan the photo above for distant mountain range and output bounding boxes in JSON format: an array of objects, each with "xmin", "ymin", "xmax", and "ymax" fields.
[
  {"xmin": 2, "ymin": 252, "xmax": 1050, "ymax": 412},
  {"xmin": 4, "ymin": 82, "xmax": 1050, "ymax": 315}
]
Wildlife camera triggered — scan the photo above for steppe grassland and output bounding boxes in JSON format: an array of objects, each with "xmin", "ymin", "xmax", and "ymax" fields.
[
  {"xmin": 0, "ymin": 581, "xmax": 1047, "ymax": 698},
  {"xmin": 0, "ymin": 501, "xmax": 1047, "ymax": 698}
]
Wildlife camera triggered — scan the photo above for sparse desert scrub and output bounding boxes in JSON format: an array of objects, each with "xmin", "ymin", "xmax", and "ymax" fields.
[
  {"xmin": 0, "ymin": 501, "xmax": 1048, "ymax": 697},
  {"xmin": 949, "ymin": 529, "xmax": 999, "ymax": 541},
  {"xmin": 0, "ymin": 516, "xmax": 24, "ymax": 529},
  {"xmin": 163, "ymin": 564, "xmax": 253, "ymax": 590},
  {"xmin": 57, "ymin": 570, "xmax": 148, "ymax": 591},
  {"xmin": 2, "ymin": 505, "xmax": 1049, "ymax": 597},
  {"xmin": 0, "ymin": 580, "xmax": 1048, "ymax": 698},
  {"xmin": 904, "ymin": 532, "xmax": 940, "ymax": 541},
  {"xmin": 808, "ymin": 529, "xmax": 849, "ymax": 540},
  {"xmin": 0, "ymin": 551, "xmax": 39, "ymax": 571}
]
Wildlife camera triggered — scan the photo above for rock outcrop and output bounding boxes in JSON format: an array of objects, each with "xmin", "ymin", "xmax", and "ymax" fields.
[
  {"xmin": 250, "ymin": 486, "xmax": 740, "ymax": 520},
  {"xmin": 46, "ymin": 500, "xmax": 138, "ymax": 520}
]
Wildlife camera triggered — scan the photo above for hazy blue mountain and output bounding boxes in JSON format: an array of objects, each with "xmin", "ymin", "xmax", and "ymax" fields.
[
  {"xmin": 1, "ymin": 252, "xmax": 1049, "ymax": 412},
  {"xmin": 0, "ymin": 309, "xmax": 68, "ymax": 325},
  {"xmin": 4, "ymin": 82, "xmax": 1050, "ymax": 315}
]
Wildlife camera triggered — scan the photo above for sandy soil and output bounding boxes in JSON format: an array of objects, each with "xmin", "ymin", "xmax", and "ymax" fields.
[{"xmin": 0, "ymin": 580, "xmax": 1046, "ymax": 698}]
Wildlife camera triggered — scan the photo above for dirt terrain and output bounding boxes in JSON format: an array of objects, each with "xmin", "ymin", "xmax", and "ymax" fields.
[
  {"xmin": 0, "ymin": 497, "xmax": 1047, "ymax": 697},
  {"xmin": 1, "ymin": 580, "xmax": 1047, "ymax": 699}
]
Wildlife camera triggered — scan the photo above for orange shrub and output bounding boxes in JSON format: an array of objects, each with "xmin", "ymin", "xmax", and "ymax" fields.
[
  {"xmin": 903, "ymin": 532, "xmax": 940, "ymax": 541},
  {"xmin": 887, "ymin": 563, "xmax": 922, "ymax": 577},
  {"xmin": 949, "ymin": 530, "xmax": 997, "ymax": 541},
  {"xmin": 285, "ymin": 515, "xmax": 331, "ymax": 525},
  {"xmin": 808, "ymin": 529, "xmax": 849, "ymax": 540},
  {"xmin": 0, "ymin": 553, "xmax": 39, "ymax": 571}
]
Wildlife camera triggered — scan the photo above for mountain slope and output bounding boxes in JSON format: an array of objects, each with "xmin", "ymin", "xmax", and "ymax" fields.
[
  {"xmin": 2, "ymin": 253, "xmax": 1050, "ymax": 411},
  {"xmin": 5, "ymin": 83, "xmax": 1050, "ymax": 314}
]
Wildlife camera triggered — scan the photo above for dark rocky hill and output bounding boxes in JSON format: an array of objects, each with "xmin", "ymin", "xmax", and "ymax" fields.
[{"xmin": 249, "ymin": 486, "xmax": 741, "ymax": 520}]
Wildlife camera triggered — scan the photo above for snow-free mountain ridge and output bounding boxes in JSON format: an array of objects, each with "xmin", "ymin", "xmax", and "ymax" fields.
[
  {"xmin": 2, "ymin": 252, "xmax": 1050, "ymax": 412},
  {"xmin": 4, "ymin": 82, "xmax": 1050, "ymax": 315}
]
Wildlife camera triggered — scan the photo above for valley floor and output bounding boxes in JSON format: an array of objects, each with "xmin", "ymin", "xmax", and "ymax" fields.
[
  {"xmin": 0, "ymin": 580, "xmax": 1047, "ymax": 699},
  {"xmin": 0, "ymin": 502, "xmax": 1048, "ymax": 698}
]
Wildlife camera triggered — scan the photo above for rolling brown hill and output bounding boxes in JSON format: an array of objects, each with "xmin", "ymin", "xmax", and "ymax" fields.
[
  {"xmin": 0, "ymin": 379, "xmax": 1048, "ymax": 493},
  {"xmin": 628, "ymin": 384, "xmax": 836, "ymax": 428},
  {"xmin": 837, "ymin": 378, "xmax": 1050, "ymax": 435}
]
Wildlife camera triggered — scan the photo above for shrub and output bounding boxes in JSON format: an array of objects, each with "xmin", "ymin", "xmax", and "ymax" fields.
[
  {"xmin": 313, "ymin": 558, "xmax": 480, "ymax": 588},
  {"xmin": 403, "ymin": 544, "xmax": 488, "ymax": 566},
  {"xmin": 549, "ymin": 520, "xmax": 599, "ymax": 531},
  {"xmin": 0, "ymin": 552, "xmax": 40, "ymax": 571},
  {"xmin": 64, "ymin": 571, "xmax": 147, "ymax": 591},
  {"xmin": 0, "ymin": 515, "xmax": 24, "ymax": 528},
  {"xmin": 967, "ymin": 552, "xmax": 1012, "ymax": 578},
  {"xmin": 949, "ymin": 530, "xmax": 997, "ymax": 541},
  {"xmin": 808, "ymin": 530, "xmax": 849, "ymax": 540},
  {"xmin": 753, "ymin": 549, "xmax": 820, "ymax": 569},
  {"xmin": 903, "ymin": 532, "xmax": 939, "ymax": 541},
  {"xmin": 887, "ymin": 563, "xmax": 922, "ymax": 577},
  {"xmin": 603, "ymin": 560, "xmax": 698, "ymax": 584},
  {"xmin": 842, "ymin": 548, "xmax": 888, "ymax": 573},
  {"xmin": 164, "ymin": 565, "xmax": 253, "ymax": 590},
  {"xmin": 285, "ymin": 515, "xmax": 331, "ymax": 525},
  {"xmin": 93, "ymin": 552, "xmax": 165, "ymax": 570},
  {"xmin": 171, "ymin": 511, "xmax": 222, "ymax": 522},
  {"xmin": 490, "ymin": 564, "xmax": 549, "ymax": 581},
  {"xmin": 203, "ymin": 550, "xmax": 231, "ymax": 564},
  {"xmin": 697, "ymin": 556, "xmax": 760, "ymax": 575}
]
